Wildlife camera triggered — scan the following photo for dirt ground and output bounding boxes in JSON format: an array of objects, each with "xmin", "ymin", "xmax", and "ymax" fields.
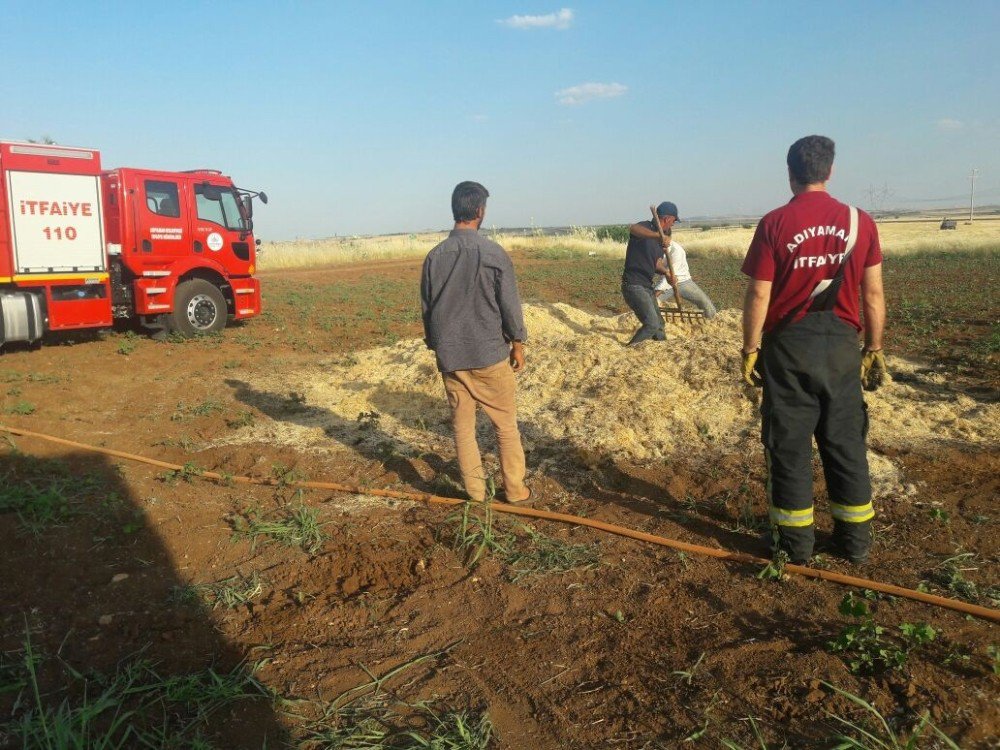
[{"xmin": 1, "ymin": 254, "xmax": 997, "ymax": 748}]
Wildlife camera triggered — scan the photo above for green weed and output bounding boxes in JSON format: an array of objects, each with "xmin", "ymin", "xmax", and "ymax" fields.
[
  {"xmin": 756, "ymin": 550, "xmax": 789, "ymax": 582},
  {"xmin": 672, "ymin": 652, "xmax": 707, "ymax": 686},
  {"xmin": 827, "ymin": 593, "xmax": 935, "ymax": 674},
  {"xmin": 159, "ymin": 461, "xmax": 204, "ymax": 484},
  {"xmin": 447, "ymin": 501, "xmax": 511, "ymax": 568},
  {"xmin": 116, "ymin": 332, "xmax": 138, "ymax": 355},
  {"xmin": 231, "ymin": 504, "xmax": 328, "ymax": 554},
  {"xmin": 928, "ymin": 508, "xmax": 950, "ymax": 524}
]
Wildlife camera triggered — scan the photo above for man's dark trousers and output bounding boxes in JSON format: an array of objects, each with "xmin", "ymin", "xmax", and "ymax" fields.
[
  {"xmin": 622, "ymin": 283, "xmax": 664, "ymax": 346},
  {"xmin": 760, "ymin": 311, "xmax": 874, "ymax": 563}
]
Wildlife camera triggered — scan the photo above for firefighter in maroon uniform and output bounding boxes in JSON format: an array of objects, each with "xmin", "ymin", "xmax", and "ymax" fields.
[{"xmin": 740, "ymin": 135, "xmax": 888, "ymax": 565}]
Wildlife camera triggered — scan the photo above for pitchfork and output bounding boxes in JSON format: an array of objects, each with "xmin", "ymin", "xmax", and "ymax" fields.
[{"xmin": 650, "ymin": 204, "xmax": 704, "ymax": 325}]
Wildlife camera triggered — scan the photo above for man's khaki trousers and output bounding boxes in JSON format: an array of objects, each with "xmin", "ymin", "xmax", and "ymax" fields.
[{"xmin": 442, "ymin": 358, "xmax": 528, "ymax": 502}]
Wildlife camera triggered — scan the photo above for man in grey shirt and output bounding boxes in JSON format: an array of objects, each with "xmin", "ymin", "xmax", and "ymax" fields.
[{"xmin": 421, "ymin": 181, "xmax": 532, "ymax": 504}]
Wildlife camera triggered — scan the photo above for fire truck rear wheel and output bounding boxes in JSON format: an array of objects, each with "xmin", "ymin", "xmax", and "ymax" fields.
[{"xmin": 168, "ymin": 279, "xmax": 227, "ymax": 337}]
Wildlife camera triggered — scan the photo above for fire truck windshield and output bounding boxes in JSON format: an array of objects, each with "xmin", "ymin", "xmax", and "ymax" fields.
[{"xmin": 195, "ymin": 184, "xmax": 247, "ymax": 232}]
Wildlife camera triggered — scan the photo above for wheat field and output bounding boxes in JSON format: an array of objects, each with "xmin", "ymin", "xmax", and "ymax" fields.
[{"xmin": 257, "ymin": 218, "xmax": 1000, "ymax": 271}]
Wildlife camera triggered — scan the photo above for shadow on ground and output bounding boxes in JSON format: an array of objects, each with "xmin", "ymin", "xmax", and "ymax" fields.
[{"xmin": 0, "ymin": 448, "xmax": 289, "ymax": 747}]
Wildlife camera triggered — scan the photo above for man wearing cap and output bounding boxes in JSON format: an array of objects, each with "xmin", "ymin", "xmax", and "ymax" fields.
[
  {"xmin": 421, "ymin": 181, "xmax": 532, "ymax": 505},
  {"xmin": 620, "ymin": 201, "xmax": 679, "ymax": 346},
  {"xmin": 629, "ymin": 202, "xmax": 718, "ymax": 320},
  {"xmin": 740, "ymin": 135, "xmax": 887, "ymax": 566}
]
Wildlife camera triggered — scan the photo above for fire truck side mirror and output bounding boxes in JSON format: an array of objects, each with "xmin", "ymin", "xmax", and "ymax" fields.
[
  {"xmin": 242, "ymin": 194, "xmax": 254, "ymax": 218},
  {"xmin": 258, "ymin": 191, "xmax": 268, "ymax": 205}
]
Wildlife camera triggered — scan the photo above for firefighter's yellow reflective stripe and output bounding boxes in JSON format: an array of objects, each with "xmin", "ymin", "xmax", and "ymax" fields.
[
  {"xmin": 830, "ymin": 502, "xmax": 875, "ymax": 523},
  {"xmin": 768, "ymin": 505, "xmax": 814, "ymax": 527},
  {"xmin": 11, "ymin": 273, "xmax": 109, "ymax": 283}
]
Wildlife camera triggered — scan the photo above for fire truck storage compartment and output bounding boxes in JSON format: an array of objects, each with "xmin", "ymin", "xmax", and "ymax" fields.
[
  {"xmin": 0, "ymin": 292, "xmax": 44, "ymax": 344},
  {"xmin": 5, "ymin": 170, "xmax": 106, "ymax": 273},
  {"xmin": 44, "ymin": 282, "xmax": 113, "ymax": 330}
]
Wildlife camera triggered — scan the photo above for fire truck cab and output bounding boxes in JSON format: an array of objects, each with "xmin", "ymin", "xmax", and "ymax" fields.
[{"xmin": 0, "ymin": 141, "xmax": 265, "ymax": 348}]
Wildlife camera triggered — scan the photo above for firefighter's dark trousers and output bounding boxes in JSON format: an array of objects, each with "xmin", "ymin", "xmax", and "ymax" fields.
[{"xmin": 760, "ymin": 312, "xmax": 874, "ymax": 564}]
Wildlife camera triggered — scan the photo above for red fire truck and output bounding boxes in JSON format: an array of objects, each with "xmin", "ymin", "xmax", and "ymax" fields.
[{"xmin": 0, "ymin": 141, "xmax": 267, "ymax": 348}]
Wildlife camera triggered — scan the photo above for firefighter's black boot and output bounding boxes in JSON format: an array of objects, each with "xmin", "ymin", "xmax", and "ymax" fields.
[{"xmin": 832, "ymin": 519, "xmax": 872, "ymax": 564}]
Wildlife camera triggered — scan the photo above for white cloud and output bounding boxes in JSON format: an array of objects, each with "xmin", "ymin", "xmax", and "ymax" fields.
[
  {"xmin": 499, "ymin": 8, "xmax": 574, "ymax": 30},
  {"xmin": 936, "ymin": 118, "xmax": 964, "ymax": 132},
  {"xmin": 555, "ymin": 82, "xmax": 627, "ymax": 106},
  {"xmin": 471, "ymin": 114, "xmax": 489, "ymax": 122}
]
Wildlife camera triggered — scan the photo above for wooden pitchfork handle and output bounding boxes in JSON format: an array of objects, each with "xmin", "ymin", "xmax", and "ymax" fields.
[{"xmin": 649, "ymin": 205, "xmax": 683, "ymax": 310}]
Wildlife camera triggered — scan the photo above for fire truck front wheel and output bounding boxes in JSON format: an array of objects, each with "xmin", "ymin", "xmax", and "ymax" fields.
[{"xmin": 168, "ymin": 279, "xmax": 228, "ymax": 337}]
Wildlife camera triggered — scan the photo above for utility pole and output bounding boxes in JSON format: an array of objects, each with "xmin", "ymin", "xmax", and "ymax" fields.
[
  {"xmin": 866, "ymin": 182, "xmax": 892, "ymax": 216},
  {"xmin": 969, "ymin": 168, "xmax": 979, "ymax": 223}
]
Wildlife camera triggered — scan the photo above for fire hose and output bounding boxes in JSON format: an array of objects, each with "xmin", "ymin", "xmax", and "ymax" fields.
[{"xmin": 1, "ymin": 424, "xmax": 997, "ymax": 624}]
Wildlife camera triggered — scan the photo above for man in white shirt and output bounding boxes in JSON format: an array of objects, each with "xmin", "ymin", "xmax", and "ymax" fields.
[{"xmin": 629, "ymin": 214, "xmax": 718, "ymax": 319}]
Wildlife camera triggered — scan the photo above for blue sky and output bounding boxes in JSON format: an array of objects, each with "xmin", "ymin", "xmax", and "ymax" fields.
[{"xmin": 3, "ymin": 1, "xmax": 998, "ymax": 239}]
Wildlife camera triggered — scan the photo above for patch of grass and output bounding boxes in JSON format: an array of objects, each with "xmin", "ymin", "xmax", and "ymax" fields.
[
  {"xmin": 821, "ymin": 682, "xmax": 960, "ymax": 749},
  {"xmin": 0, "ymin": 459, "xmax": 106, "ymax": 534},
  {"xmin": 226, "ymin": 410, "xmax": 255, "ymax": 429},
  {"xmin": 442, "ymin": 500, "xmax": 601, "ymax": 582},
  {"xmin": 231, "ymin": 504, "xmax": 328, "ymax": 554},
  {"xmin": 171, "ymin": 399, "xmax": 224, "ymax": 421},
  {"xmin": 505, "ymin": 525, "xmax": 600, "ymax": 582},
  {"xmin": 720, "ymin": 717, "xmax": 771, "ymax": 749},
  {"xmin": 356, "ymin": 409, "xmax": 382, "ymax": 431},
  {"xmin": 1, "ymin": 630, "xmax": 271, "ymax": 747},
  {"xmin": 927, "ymin": 553, "xmax": 1000, "ymax": 606},
  {"xmin": 299, "ymin": 648, "xmax": 492, "ymax": 750},
  {"xmin": 0, "ymin": 478, "xmax": 71, "ymax": 534},
  {"xmin": 158, "ymin": 461, "xmax": 204, "ymax": 484},
  {"xmin": 152, "ymin": 435, "xmax": 199, "ymax": 452},
  {"xmin": 271, "ymin": 462, "xmax": 307, "ymax": 486},
  {"xmin": 6, "ymin": 400, "xmax": 36, "ymax": 415},
  {"xmin": 174, "ymin": 573, "xmax": 264, "ymax": 610}
]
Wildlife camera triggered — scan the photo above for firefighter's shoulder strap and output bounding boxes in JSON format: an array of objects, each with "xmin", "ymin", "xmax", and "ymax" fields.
[{"xmin": 771, "ymin": 205, "xmax": 859, "ymax": 333}]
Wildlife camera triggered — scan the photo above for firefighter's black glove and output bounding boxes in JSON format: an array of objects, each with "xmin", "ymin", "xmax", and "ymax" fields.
[{"xmin": 861, "ymin": 349, "xmax": 887, "ymax": 391}]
